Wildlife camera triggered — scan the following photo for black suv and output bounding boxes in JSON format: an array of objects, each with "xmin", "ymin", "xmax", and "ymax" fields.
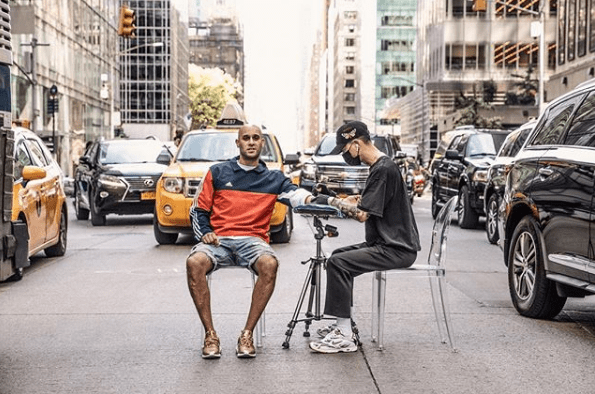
[
  {"xmin": 299, "ymin": 133, "xmax": 404, "ymax": 196},
  {"xmin": 73, "ymin": 138, "xmax": 173, "ymax": 226},
  {"xmin": 431, "ymin": 127, "xmax": 510, "ymax": 228},
  {"xmin": 483, "ymin": 121, "xmax": 535, "ymax": 244},
  {"xmin": 501, "ymin": 79, "xmax": 595, "ymax": 319}
]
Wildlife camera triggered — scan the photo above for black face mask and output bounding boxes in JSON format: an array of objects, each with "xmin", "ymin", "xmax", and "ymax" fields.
[{"xmin": 342, "ymin": 150, "xmax": 361, "ymax": 166}]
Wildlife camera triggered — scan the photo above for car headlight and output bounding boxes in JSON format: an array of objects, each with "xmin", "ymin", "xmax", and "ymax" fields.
[
  {"xmin": 302, "ymin": 164, "xmax": 316, "ymax": 180},
  {"xmin": 98, "ymin": 174, "xmax": 125, "ymax": 189},
  {"xmin": 162, "ymin": 177, "xmax": 184, "ymax": 193},
  {"xmin": 473, "ymin": 170, "xmax": 488, "ymax": 183}
]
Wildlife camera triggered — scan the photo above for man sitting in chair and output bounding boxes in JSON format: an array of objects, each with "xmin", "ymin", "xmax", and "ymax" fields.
[
  {"xmin": 309, "ymin": 121, "xmax": 422, "ymax": 354},
  {"xmin": 186, "ymin": 124, "xmax": 329, "ymax": 359}
]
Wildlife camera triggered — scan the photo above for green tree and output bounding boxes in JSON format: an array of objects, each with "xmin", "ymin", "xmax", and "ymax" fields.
[
  {"xmin": 454, "ymin": 83, "xmax": 502, "ymax": 129},
  {"xmin": 188, "ymin": 65, "xmax": 242, "ymax": 129}
]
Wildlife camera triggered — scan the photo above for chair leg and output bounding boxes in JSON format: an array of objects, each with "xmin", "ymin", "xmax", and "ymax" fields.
[
  {"xmin": 437, "ymin": 275, "xmax": 456, "ymax": 351},
  {"xmin": 428, "ymin": 273, "xmax": 447, "ymax": 343},
  {"xmin": 377, "ymin": 271, "xmax": 387, "ymax": 351},
  {"xmin": 429, "ymin": 271, "xmax": 457, "ymax": 352},
  {"xmin": 371, "ymin": 271, "xmax": 379, "ymax": 342}
]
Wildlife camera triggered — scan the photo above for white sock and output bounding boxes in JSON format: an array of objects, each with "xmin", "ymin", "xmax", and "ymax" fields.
[{"xmin": 336, "ymin": 318, "xmax": 352, "ymax": 336}]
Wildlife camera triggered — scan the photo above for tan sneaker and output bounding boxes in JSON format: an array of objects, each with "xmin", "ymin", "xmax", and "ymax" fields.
[
  {"xmin": 202, "ymin": 330, "xmax": 221, "ymax": 359},
  {"xmin": 236, "ymin": 330, "xmax": 256, "ymax": 358}
]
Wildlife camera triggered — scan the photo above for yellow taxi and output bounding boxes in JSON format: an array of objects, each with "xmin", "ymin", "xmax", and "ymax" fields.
[
  {"xmin": 10, "ymin": 127, "xmax": 68, "ymax": 279},
  {"xmin": 153, "ymin": 104, "xmax": 299, "ymax": 245}
]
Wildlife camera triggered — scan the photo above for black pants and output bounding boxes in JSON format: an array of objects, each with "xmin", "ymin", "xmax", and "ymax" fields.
[{"xmin": 323, "ymin": 242, "xmax": 417, "ymax": 318}]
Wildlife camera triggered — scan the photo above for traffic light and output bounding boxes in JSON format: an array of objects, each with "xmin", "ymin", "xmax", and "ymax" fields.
[
  {"xmin": 473, "ymin": 0, "xmax": 487, "ymax": 11},
  {"xmin": 118, "ymin": 5, "xmax": 136, "ymax": 37}
]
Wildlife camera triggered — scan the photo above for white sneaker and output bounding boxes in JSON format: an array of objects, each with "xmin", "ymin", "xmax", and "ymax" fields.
[
  {"xmin": 309, "ymin": 329, "xmax": 358, "ymax": 354},
  {"xmin": 316, "ymin": 323, "xmax": 337, "ymax": 338}
]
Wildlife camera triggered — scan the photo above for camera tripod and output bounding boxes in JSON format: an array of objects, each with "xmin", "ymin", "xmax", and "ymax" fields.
[{"xmin": 282, "ymin": 204, "xmax": 359, "ymax": 349}]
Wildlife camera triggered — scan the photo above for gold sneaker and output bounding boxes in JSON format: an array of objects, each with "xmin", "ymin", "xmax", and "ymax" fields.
[
  {"xmin": 236, "ymin": 330, "xmax": 256, "ymax": 358},
  {"xmin": 202, "ymin": 330, "xmax": 221, "ymax": 359}
]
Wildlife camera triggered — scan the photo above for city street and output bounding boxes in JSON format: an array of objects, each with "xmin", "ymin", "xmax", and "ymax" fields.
[{"xmin": 1, "ymin": 192, "xmax": 595, "ymax": 394}]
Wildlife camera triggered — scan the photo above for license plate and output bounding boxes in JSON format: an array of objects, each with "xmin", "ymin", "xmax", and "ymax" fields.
[{"xmin": 141, "ymin": 191, "xmax": 156, "ymax": 200}]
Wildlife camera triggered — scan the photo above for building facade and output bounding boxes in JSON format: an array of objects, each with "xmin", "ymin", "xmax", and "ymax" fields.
[
  {"xmin": 404, "ymin": 0, "xmax": 557, "ymax": 163},
  {"xmin": 546, "ymin": 0, "xmax": 595, "ymax": 99},
  {"xmin": 10, "ymin": 0, "xmax": 120, "ymax": 175},
  {"xmin": 375, "ymin": 0, "xmax": 417, "ymax": 137},
  {"xmin": 120, "ymin": 0, "xmax": 189, "ymax": 141}
]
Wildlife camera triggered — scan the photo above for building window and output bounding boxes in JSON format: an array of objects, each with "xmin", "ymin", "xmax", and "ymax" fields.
[
  {"xmin": 344, "ymin": 11, "xmax": 357, "ymax": 19},
  {"xmin": 346, "ymin": 65, "xmax": 354, "ymax": 74},
  {"xmin": 445, "ymin": 44, "xmax": 464, "ymax": 70},
  {"xmin": 381, "ymin": 40, "xmax": 412, "ymax": 51},
  {"xmin": 344, "ymin": 106, "xmax": 356, "ymax": 115},
  {"xmin": 345, "ymin": 93, "xmax": 355, "ymax": 101},
  {"xmin": 345, "ymin": 79, "xmax": 355, "ymax": 88},
  {"xmin": 577, "ymin": 0, "xmax": 587, "ymax": 56},
  {"xmin": 559, "ymin": 0, "xmax": 566, "ymax": 64},
  {"xmin": 381, "ymin": 15, "xmax": 413, "ymax": 26},
  {"xmin": 451, "ymin": 0, "xmax": 464, "ymax": 18},
  {"xmin": 345, "ymin": 52, "xmax": 355, "ymax": 60},
  {"xmin": 347, "ymin": 24, "xmax": 356, "ymax": 33},
  {"xmin": 568, "ymin": 0, "xmax": 576, "ymax": 61},
  {"xmin": 590, "ymin": 0, "xmax": 595, "ymax": 53},
  {"xmin": 345, "ymin": 38, "xmax": 355, "ymax": 47}
]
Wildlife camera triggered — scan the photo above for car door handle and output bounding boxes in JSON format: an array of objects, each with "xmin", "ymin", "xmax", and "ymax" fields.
[{"xmin": 538, "ymin": 167, "xmax": 554, "ymax": 177}]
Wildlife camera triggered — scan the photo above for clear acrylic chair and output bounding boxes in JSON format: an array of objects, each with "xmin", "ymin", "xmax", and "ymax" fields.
[
  {"xmin": 371, "ymin": 196, "xmax": 458, "ymax": 351},
  {"xmin": 201, "ymin": 269, "xmax": 265, "ymax": 348}
]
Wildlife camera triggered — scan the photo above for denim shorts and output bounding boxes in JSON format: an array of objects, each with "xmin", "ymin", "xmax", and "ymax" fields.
[{"xmin": 189, "ymin": 236, "xmax": 278, "ymax": 274}]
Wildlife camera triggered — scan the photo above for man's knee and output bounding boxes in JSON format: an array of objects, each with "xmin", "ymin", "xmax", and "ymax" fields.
[
  {"xmin": 254, "ymin": 255, "xmax": 278, "ymax": 279},
  {"xmin": 186, "ymin": 252, "xmax": 213, "ymax": 276}
]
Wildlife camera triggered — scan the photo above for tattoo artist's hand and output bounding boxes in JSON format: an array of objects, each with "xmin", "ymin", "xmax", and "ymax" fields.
[{"xmin": 202, "ymin": 232, "xmax": 220, "ymax": 246}]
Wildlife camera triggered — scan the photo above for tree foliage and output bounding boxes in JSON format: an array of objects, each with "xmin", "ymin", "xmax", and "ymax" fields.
[
  {"xmin": 188, "ymin": 65, "xmax": 242, "ymax": 129},
  {"xmin": 454, "ymin": 81, "xmax": 502, "ymax": 129}
]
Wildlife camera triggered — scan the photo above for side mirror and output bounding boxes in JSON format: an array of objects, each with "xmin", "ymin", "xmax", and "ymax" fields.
[
  {"xmin": 284, "ymin": 153, "xmax": 300, "ymax": 166},
  {"xmin": 156, "ymin": 150, "xmax": 172, "ymax": 166},
  {"xmin": 22, "ymin": 166, "xmax": 46, "ymax": 182},
  {"xmin": 79, "ymin": 155, "xmax": 91, "ymax": 166},
  {"xmin": 445, "ymin": 149, "xmax": 463, "ymax": 161}
]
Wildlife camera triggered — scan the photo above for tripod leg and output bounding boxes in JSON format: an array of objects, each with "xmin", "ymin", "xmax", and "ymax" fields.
[{"xmin": 282, "ymin": 261, "xmax": 315, "ymax": 349}]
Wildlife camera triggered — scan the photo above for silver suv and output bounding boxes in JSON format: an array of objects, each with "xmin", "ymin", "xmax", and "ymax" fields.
[{"xmin": 299, "ymin": 133, "xmax": 403, "ymax": 196}]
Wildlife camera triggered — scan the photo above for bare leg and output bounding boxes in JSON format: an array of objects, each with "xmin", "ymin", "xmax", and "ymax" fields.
[
  {"xmin": 186, "ymin": 252, "xmax": 215, "ymax": 332},
  {"xmin": 243, "ymin": 255, "xmax": 278, "ymax": 332}
]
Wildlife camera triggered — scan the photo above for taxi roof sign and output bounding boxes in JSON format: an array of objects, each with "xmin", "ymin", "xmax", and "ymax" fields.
[{"xmin": 216, "ymin": 102, "xmax": 246, "ymax": 128}]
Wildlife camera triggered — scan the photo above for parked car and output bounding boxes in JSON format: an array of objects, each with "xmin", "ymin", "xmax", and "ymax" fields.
[
  {"xmin": 154, "ymin": 104, "xmax": 299, "ymax": 245},
  {"xmin": 501, "ymin": 79, "xmax": 595, "ymax": 319},
  {"xmin": 73, "ymin": 138, "xmax": 172, "ymax": 226},
  {"xmin": 299, "ymin": 133, "xmax": 405, "ymax": 196},
  {"xmin": 430, "ymin": 127, "xmax": 511, "ymax": 228},
  {"xmin": 483, "ymin": 121, "xmax": 535, "ymax": 244},
  {"xmin": 10, "ymin": 127, "xmax": 68, "ymax": 280}
]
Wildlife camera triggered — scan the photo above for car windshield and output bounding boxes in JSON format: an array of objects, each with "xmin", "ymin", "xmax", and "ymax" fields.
[
  {"xmin": 176, "ymin": 132, "xmax": 279, "ymax": 163},
  {"xmin": 99, "ymin": 141, "xmax": 165, "ymax": 164},
  {"xmin": 466, "ymin": 134, "xmax": 504, "ymax": 157},
  {"xmin": 316, "ymin": 135, "xmax": 390, "ymax": 156}
]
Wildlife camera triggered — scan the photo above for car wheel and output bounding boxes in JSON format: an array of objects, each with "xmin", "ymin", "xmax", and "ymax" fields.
[
  {"xmin": 90, "ymin": 195, "xmax": 106, "ymax": 226},
  {"xmin": 485, "ymin": 193, "xmax": 500, "ymax": 244},
  {"xmin": 153, "ymin": 215, "xmax": 178, "ymax": 245},
  {"xmin": 508, "ymin": 216, "xmax": 566, "ymax": 319},
  {"xmin": 45, "ymin": 210, "xmax": 67, "ymax": 257},
  {"xmin": 431, "ymin": 183, "xmax": 441, "ymax": 219},
  {"xmin": 74, "ymin": 187, "xmax": 90, "ymax": 220},
  {"xmin": 270, "ymin": 209, "xmax": 292, "ymax": 244},
  {"xmin": 457, "ymin": 185, "xmax": 479, "ymax": 229}
]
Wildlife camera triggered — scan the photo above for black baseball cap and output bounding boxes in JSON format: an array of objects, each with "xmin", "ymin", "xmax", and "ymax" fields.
[{"xmin": 329, "ymin": 121, "xmax": 371, "ymax": 155}]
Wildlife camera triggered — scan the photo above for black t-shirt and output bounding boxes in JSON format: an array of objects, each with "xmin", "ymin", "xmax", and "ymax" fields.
[{"xmin": 359, "ymin": 155, "xmax": 421, "ymax": 252}]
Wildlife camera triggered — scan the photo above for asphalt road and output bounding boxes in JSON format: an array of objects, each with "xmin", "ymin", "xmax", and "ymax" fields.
[{"xmin": 1, "ymin": 192, "xmax": 595, "ymax": 394}]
